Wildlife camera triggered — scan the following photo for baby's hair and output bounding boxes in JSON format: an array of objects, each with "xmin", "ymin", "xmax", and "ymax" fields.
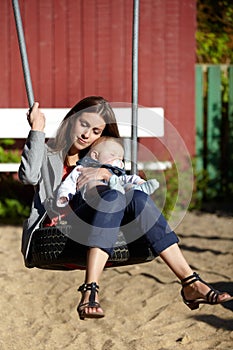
[{"xmin": 90, "ymin": 136, "xmax": 124, "ymax": 151}]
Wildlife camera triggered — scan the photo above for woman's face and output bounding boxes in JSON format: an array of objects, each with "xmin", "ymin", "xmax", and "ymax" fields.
[{"xmin": 70, "ymin": 112, "xmax": 106, "ymax": 153}]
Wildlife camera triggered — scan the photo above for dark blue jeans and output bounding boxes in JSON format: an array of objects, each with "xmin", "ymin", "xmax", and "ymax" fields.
[{"xmin": 71, "ymin": 186, "xmax": 179, "ymax": 257}]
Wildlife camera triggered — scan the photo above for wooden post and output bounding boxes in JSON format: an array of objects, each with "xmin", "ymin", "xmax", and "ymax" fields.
[
  {"xmin": 228, "ymin": 65, "xmax": 233, "ymax": 186},
  {"xmin": 207, "ymin": 66, "xmax": 221, "ymax": 192},
  {"xmin": 195, "ymin": 65, "xmax": 204, "ymax": 174}
]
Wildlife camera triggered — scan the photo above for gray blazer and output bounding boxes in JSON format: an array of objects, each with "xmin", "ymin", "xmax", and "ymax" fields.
[{"xmin": 18, "ymin": 130, "xmax": 64, "ymax": 265}]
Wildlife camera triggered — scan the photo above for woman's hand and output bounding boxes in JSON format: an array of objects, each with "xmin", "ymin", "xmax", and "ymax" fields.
[
  {"xmin": 76, "ymin": 167, "xmax": 112, "ymax": 189},
  {"xmin": 27, "ymin": 102, "xmax": 45, "ymax": 132}
]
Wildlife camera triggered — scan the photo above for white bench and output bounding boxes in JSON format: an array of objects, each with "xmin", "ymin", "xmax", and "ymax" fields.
[{"xmin": 0, "ymin": 107, "xmax": 168, "ymax": 172}]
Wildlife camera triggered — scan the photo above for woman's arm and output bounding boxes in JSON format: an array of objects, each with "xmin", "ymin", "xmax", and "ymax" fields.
[
  {"xmin": 76, "ymin": 167, "xmax": 112, "ymax": 190},
  {"xmin": 18, "ymin": 103, "xmax": 46, "ymax": 185}
]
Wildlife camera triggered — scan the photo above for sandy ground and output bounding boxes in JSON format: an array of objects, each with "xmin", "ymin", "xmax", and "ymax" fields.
[{"xmin": 0, "ymin": 211, "xmax": 232, "ymax": 350}]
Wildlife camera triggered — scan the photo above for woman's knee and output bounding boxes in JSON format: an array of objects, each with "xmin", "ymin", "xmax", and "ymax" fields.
[
  {"xmin": 100, "ymin": 189, "xmax": 126, "ymax": 212},
  {"xmin": 126, "ymin": 190, "xmax": 150, "ymax": 211},
  {"xmin": 100, "ymin": 188, "xmax": 125, "ymax": 202}
]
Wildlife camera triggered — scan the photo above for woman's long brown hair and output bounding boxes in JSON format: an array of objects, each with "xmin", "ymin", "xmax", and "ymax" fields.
[{"xmin": 48, "ymin": 96, "xmax": 120, "ymax": 159}]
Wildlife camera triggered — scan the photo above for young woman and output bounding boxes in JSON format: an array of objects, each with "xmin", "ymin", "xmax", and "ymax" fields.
[{"xmin": 19, "ymin": 96, "xmax": 232, "ymax": 320}]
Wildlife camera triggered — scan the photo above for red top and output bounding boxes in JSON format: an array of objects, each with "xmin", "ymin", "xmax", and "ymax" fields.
[{"xmin": 44, "ymin": 165, "xmax": 75, "ymax": 226}]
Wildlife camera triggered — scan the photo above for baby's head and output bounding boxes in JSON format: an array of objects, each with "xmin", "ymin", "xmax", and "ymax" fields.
[{"xmin": 88, "ymin": 136, "xmax": 124, "ymax": 167}]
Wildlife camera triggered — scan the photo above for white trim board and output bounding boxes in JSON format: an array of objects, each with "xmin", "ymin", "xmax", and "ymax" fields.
[
  {"xmin": 0, "ymin": 107, "xmax": 164, "ymax": 138},
  {"xmin": 0, "ymin": 160, "xmax": 172, "ymax": 173}
]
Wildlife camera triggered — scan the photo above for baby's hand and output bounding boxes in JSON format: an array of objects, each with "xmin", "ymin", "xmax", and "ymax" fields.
[
  {"xmin": 57, "ymin": 196, "xmax": 69, "ymax": 207},
  {"xmin": 77, "ymin": 167, "xmax": 111, "ymax": 189}
]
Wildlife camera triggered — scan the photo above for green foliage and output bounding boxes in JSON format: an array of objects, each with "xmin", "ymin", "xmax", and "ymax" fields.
[
  {"xmin": 0, "ymin": 173, "xmax": 33, "ymax": 225},
  {"xmin": 0, "ymin": 139, "xmax": 21, "ymax": 163},
  {"xmin": 0, "ymin": 139, "xmax": 29, "ymax": 224},
  {"xmin": 144, "ymin": 155, "xmax": 233, "ymax": 219},
  {"xmin": 0, "ymin": 139, "xmax": 15, "ymax": 146},
  {"xmin": 197, "ymin": 0, "xmax": 233, "ymax": 34},
  {"xmin": 0, "ymin": 198, "xmax": 30, "ymax": 224},
  {"xmin": 197, "ymin": 0, "xmax": 233, "ymax": 63},
  {"xmin": 145, "ymin": 163, "xmax": 194, "ymax": 220},
  {"xmin": 150, "ymin": 168, "xmax": 179, "ymax": 220},
  {"xmin": 196, "ymin": 32, "xmax": 232, "ymax": 64}
]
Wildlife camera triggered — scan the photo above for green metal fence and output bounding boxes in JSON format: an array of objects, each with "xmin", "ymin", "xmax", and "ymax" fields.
[{"xmin": 195, "ymin": 64, "xmax": 233, "ymax": 199}]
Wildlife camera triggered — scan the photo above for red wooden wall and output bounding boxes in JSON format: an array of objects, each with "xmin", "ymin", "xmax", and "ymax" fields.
[{"xmin": 0, "ymin": 0, "xmax": 196, "ymax": 158}]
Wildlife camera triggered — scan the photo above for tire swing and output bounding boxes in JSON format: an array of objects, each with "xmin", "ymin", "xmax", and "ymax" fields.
[{"xmin": 12, "ymin": 0, "xmax": 156, "ymax": 270}]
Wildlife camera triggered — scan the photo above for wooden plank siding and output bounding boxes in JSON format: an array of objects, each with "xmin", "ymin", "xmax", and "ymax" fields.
[
  {"xmin": 0, "ymin": 0, "xmax": 196, "ymax": 158},
  {"xmin": 195, "ymin": 64, "xmax": 233, "ymax": 198}
]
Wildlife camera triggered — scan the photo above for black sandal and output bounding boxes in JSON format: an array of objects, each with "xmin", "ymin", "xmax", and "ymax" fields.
[
  {"xmin": 77, "ymin": 282, "xmax": 105, "ymax": 320},
  {"xmin": 181, "ymin": 272, "xmax": 233, "ymax": 310}
]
